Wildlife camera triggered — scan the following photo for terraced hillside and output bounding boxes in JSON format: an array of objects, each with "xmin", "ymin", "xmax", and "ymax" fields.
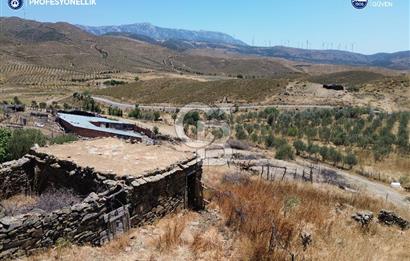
[
  {"xmin": 0, "ymin": 17, "xmax": 408, "ymax": 108},
  {"xmin": 0, "ymin": 17, "xmax": 298, "ymax": 81},
  {"xmin": 0, "ymin": 63, "xmax": 114, "ymax": 87}
]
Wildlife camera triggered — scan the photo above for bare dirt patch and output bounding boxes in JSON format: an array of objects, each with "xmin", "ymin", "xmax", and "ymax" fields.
[{"xmin": 35, "ymin": 138, "xmax": 194, "ymax": 177}]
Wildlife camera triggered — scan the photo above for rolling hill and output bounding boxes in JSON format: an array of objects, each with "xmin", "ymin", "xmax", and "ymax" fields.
[
  {"xmin": 0, "ymin": 16, "xmax": 408, "ymax": 95},
  {"xmin": 176, "ymin": 43, "xmax": 410, "ymax": 70},
  {"xmin": 89, "ymin": 30, "xmax": 410, "ymax": 70},
  {"xmin": 0, "ymin": 17, "xmax": 300, "ymax": 81}
]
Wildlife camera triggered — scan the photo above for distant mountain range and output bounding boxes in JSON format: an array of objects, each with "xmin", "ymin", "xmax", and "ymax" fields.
[
  {"xmin": 224, "ymin": 46, "xmax": 410, "ymax": 70},
  {"xmin": 78, "ymin": 23, "xmax": 247, "ymax": 46},
  {"xmin": 0, "ymin": 17, "xmax": 409, "ymax": 74},
  {"xmin": 78, "ymin": 23, "xmax": 410, "ymax": 70}
]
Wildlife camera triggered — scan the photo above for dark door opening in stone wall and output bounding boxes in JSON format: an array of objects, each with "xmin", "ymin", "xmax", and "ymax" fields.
[
  {"xmin": 187, "ymin": 173, "xmax": 203, "ymax": 210},
  {"xmin": 101, "ymin": 204, "xmax": 131, "ymax": 244}
]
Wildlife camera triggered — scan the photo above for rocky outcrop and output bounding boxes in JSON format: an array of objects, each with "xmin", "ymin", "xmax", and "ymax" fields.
[
  {"xmin": 378, "ymin": 210, "xmax": 409, "ymax": 230},
  {"xmin": 351, "ymin": 211, "xmax": 374, "ymax": 227}
]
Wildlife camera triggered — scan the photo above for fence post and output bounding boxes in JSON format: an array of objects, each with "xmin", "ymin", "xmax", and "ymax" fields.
[
  {"xmin": 267, "ymin": 165, "xmax": 270, "ymax": 180},
  {"xmin": 281, "ymin": 167, "xmax": 287, "ymax": 181}
]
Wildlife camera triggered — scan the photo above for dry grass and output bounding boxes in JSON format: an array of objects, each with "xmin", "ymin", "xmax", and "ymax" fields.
[
  {"xmin": 103, "ymin": 232, "xmax": 132, "ymax": 255},
  {"xmin": 307, "ymin": 70, "xmax": 386, "ymax": 86},
  {"xmin": 1, "ymin": 194, "xmax": 38, "ymax": 209},
  {"xmin": 190, "ymin": 228, "xmax": 226, "ymax": 260},
  {"xmin": 155, "ymin": 216, "xmax": 187, "ymax": 251},
  {"xmin": 0, "ymin": 194, "xmax": 38, "ymax": 216},
  {"xmin": 94, "ymin": 78, "xmax": 288, "ymax": 104},
  {"xmin": 357, "ymin": 152, "xmax": 410, "ymax": 184},
  {"xmin": 21, "ymin": 171, "xmax": 410, "ymax": 261},
  {"xmin": 1, "ymin": 189, "xmax": 82, "ymax": 216},
  {"xmin": 25, "ymin": 233, "xmax": 132, "ymax": 261},
  {"xmin": 208, "ymin": 173, "xmax": 409, "ymax": 261}
]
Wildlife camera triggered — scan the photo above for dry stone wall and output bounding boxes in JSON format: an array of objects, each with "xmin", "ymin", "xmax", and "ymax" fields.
[
  {"xmin": 0, "ymin": 158, "xmax": 34, "ymax": 200},
  {"xmin": 0, "ymin": 151, "xmax": 203, "ymax": 260},
  {"xmin": 122, "ymin": 157, "xmax": 203, "ymax": 226}
]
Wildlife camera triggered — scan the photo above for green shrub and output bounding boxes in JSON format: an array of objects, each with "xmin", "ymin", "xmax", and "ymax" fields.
[
  {"xmin": 0, "ymin": 129, "xmax": 11, "ymax": 162},
  {"xmin": 328, "ymin": 148, "xmax": 343, "ymax": 166},
  {"xmin": 108, "ymin": 106, "xmax": 123, "ymax": 117},
  {"xmin": 184, "ymin": 111, "xmax": 200, "ymax": 126},
  {"xmin": 103, "ymin": 80, "xmax": 126, "ymax": 86},
  {"xmin": 50, "ymin": 134, "xmax": 78, "ymax": 145},
  {"xmin": 154, "ymin": 111, "xmax": 161, "ymax": 121},
  {"xmin": 343, "ymin": 153, "xmax": 358, "ymax": 169},
  {"xmin": 236, "ymin": 128, "xmax": 248, "ymax": 140},
  {"xmin": 265, "ymin": 135, "xmax": 275, "ymax": 148},
  {"xmin": 129, "ymin": 104, "xmax": 141, "ymax": 119},
  {"xmin": 6, "ymin": 129, "xmax": 46, "ymax": 161},
  {"xmin": 275, "ymin": 144, "xmax": 294, "ymax": 160},
  {"xmin": 399, "ymin": 176, "xmax": 410, "ymax": 186},
  {"xmin": 293, "ymin": 140, "xmax": 306, "ymax": 155},
  {"xmin": 319, "ymin": 146, "xmax": 329, "ymax": 161}
]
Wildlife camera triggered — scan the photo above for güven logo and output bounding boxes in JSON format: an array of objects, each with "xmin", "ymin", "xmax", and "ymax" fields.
[
  {"xmin": 352, "ymin": 0, "xmax": 368, "ymax": 9},
  {"xmin": 8, "ymin": 0, "xmax": 24, "ymax": 10}
]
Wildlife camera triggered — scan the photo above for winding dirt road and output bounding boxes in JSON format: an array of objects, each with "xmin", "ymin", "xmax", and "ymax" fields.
[{"xmin": 92, "ymin": 96, "xmax": 337, "ymax": 112}]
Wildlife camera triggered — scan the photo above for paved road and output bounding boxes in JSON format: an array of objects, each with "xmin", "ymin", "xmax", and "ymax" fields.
[{"xmin": 92, "ymin": 96, "xmax": 336, "ymax": 113}]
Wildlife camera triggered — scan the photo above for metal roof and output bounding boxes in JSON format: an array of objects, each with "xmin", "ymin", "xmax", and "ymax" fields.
[{"xmin": 57, "ymin": 113, "xmax": 144, "ymax": 138}]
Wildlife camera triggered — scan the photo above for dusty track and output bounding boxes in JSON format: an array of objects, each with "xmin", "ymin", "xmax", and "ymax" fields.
[
  {"xmin": 92, "ymin": 96, "xmax": 336, "ymax": 112},
  {"xmin": 230, "ymin": 156, "xmax": 409, "ymax": 209}
]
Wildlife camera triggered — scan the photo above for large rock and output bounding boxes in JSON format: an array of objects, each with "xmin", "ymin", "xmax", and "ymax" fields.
[
  {"xmin": 378, "ymin": 210, "xmax": 409, "ymax": 230},
  {"xmin": 83, "ymin": 193, "xmax": 99, "ymax": 203},
  {"xmin": 0, "ymin": 216, "xmax": 22, "ymax": 229},
  {"xmin": 352, "ymin": 211, "xmax": 373, "ymax": 226}
]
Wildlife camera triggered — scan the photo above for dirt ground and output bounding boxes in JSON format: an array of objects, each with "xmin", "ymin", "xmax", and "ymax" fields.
[
  {"xmin": 35, "ymin": 138, "xmax": 194, "ymax": 176},
  {"xmin": 274, "ymin": 80, "xmax": 409, "ymax": 112},
  {"xmin": 0, "ymin": 110, "xmax": 64, "ymax": 137}
]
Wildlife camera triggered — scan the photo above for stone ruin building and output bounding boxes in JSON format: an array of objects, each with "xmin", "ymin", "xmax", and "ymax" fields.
[{"xmin": 0, "ymin": 138, "xmax": 203, "ymax": 259}]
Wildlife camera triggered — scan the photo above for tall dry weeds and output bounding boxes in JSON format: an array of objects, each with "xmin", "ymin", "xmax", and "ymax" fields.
[
  {"xmin": 190, "ymin": 228, "xmax": 225, "ymax": 260},
  {"xmin": 209, "ymin": 174, "xmax": 407, "ymax": 261},
  {"xmin": 156, "ymin": 216, "xmax": 187, "ymax": 252}
]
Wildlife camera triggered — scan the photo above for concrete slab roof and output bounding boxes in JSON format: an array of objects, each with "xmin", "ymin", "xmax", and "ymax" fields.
[
  {"xmin": 57, "ymin": 113, "xmax": 144, "ymax": 139},
  {"xmin": 35, "ymin": 138, "xmax": 196, "ymax": 177}
]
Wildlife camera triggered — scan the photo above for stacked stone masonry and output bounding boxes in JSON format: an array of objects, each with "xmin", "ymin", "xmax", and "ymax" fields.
[{"xmin": 0, "ymin": 150, "xmax": 203, "ymax": 260}]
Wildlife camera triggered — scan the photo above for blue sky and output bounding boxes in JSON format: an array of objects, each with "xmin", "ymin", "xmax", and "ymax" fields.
[{"xmin": 1, "ymin": 0, "xmax": 409, "ymax": 54}]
